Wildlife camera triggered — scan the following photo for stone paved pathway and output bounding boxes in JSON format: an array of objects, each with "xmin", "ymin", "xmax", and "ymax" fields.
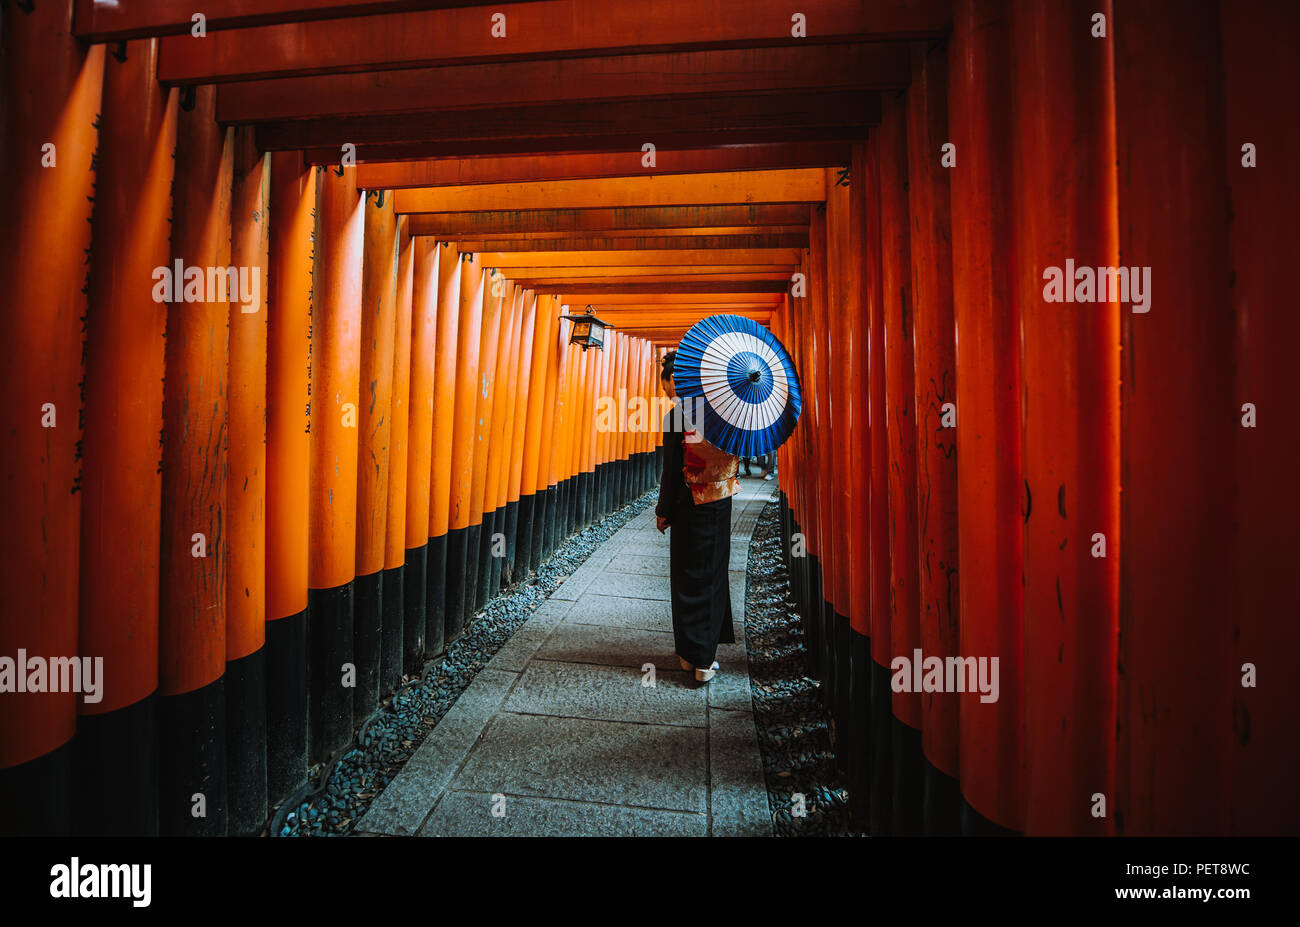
[{"xmin": 358, "ymin": 477, "xmax": 778, "ymax": 837}]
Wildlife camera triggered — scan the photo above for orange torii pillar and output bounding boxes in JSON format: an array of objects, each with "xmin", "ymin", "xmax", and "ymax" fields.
[
  {"xmin": 577, "ymin": 339, "xmax": 598, "ymax": 532},
  {"xmin": 74, "ymin": 38, "xmax": 177, "ymax": 835},
  {"xmin": 843, "ymin": 144, "xmax": 873, "ymax": 827},
  {"xmin": 863, "ymin": 132, "xmax": 894, "ymax": 837},
  {"xmin": 553, "ymin": 337, "xmax": 574, "ymax": 545},
  {"xmin": 560, "ymin": 338, "xmax": 582, "ymax": 541},
  {"xmin": 906, "ymin": 41, "xmax": 962, "ymax": 835},
  {"xmin": 809, "ymin": 205, "xmax": 834, "ymax": 689},
  {"xmin": 790, "ymin": 250, "xmax": 819, "ymax": 674},
  {"xmin": 486, "ymin": 283, "xmax": 522, "ymax": 597},
  {"xmin": 495, "ymin": 286, "xmax": 527, "ymax": 592},
  {"xmin": 948, "ymin": 0, "xmax": 1023, "ymax": 837},
  {"xmin": 429, "ymin": 244, "xmax": 463, "ymax": 649},
  {"xmin": 518, "ymin": 293, "xmax": 554, "ymax": 575},
  {"xmin": 1223, "ymin": 0, "xmax": 1300, "ymax": 836},
  {"xmin": 470, "ymin": 270, "xmax": 506, "ymax": 611},
  {"xmin": 504, "ymin": 291, "xmax": 539, "ymax": 584},
  {"xmin": 536, "ymin": 314, "xmax": 569, "ymax": 562},
  {"xmin": 355, "ymin": 188, "xmax": 399, "ymax": 709},
  {"xmin": 878, "ymin": 89, "xmax": 923, "ymax": 835},
  {"xmin": 266, "ymin": 152, "xmax": 315, "ymax": 804},
  {"xmin": 383, "ymin": 220, "xmax": 415, "ymax": 691},
  {"xmin": 403, "ymin": 237, "xmax": 440, "ymax": 668},
  {"xmin": 307, "ymin": 164, "xmax": 364, "ymax": 763},
  {"xmin": 825, "ymin": 168, "xmax": 855, "ymax": 757},
  {"xmin": 224, "ymin": 127, "xmax": 271, "ymax": 837},
  {"xmin": 1011, "ymin": 0, "xmax": 1119, "ymax": 836},
  {"xmin": 1114, "ymin": 2, "xmax": 1236, "ymax": 836},
  {"xmin": 0, "ymin": 2, "xmax": 103, "ymax": 835},
  {"xmin": 445, "ymin": 255, "xmax": 484, "ymax": 638}
]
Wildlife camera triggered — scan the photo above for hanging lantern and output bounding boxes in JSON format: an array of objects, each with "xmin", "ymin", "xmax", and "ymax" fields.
[{"xmin": 560, "ymin": 304, "xmax": 610, "ymax": 351}]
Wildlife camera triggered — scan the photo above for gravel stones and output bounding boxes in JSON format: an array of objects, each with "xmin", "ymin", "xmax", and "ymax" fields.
[{"xmin": 742, "ymin": 500, "xmax": 860, "ymax": 837}]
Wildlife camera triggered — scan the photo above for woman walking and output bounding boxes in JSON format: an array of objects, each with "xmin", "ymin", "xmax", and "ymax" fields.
[{"xmin": 655, "ymin": 351, "xmax": 741, "ymax": 683}]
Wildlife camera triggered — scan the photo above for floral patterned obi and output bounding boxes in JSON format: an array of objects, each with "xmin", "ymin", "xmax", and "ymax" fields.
[{"xmin": 682, "ymin": 429, "xmax": 741, "ymax": 504}]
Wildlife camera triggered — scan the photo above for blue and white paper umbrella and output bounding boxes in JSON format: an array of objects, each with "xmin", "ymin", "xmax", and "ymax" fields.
[{"xmin": 672, "ymin": 314, "xmax": 802, "ymax": 458}]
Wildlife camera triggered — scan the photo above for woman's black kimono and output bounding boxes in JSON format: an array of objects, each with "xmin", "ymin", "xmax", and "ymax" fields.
[{"xmin": 656, "ymin": 404, "xmax": 737, "ymax": 669}]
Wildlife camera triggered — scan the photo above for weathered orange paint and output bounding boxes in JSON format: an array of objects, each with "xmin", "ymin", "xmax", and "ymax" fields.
[
  {"xmin": 1011, "ymin": 0, "xmax": 1119, "ymax": 836},
  {"xmin": 225, "ymin": 126, "xmax": 269, "ymax": 664},
  {"xmin": 79, "ymin": 39, "xmax": 178, "ymax": 716},
  {"xmin": 948, "ymin": 0, "xmax": 1023, "ymax": 832},
  {"xmin": 0, "ymin": 4, "xmax": 103, "ymax": 764},
  {"xmin": 355, "ymin": 189, "xmax": 399, "ymax": 577},
  {"xmin": 385, "ymin": 219, "xmax": 414, "ymax": 571},
  {"xmin": 906, "ymin": 41, "xmax": 959, "ymax": 779},
  {"xmin": 877, "ymin": 91, "xmax": 921, "ymax": 729},
  {"xmin": 428, "ymin": 243, "xmax": 463, "ymax": 540},
  {"xmin": 469, "ymin": 271, "xmax": 505, "ymax": 527},
  {"xmin": 448, "ymin": 257, "xmax": 484, "ymax": 530},
  {"xmin": 403, "ymin": 237, "xmax": 439, "ymax": 549},
  {"xmin": 266, "ymin": 153, "xmax": 315, "ymax": 618},
  {"xmin": 307, "ymin": 164, "xmax": 364, "ymax": 590}
]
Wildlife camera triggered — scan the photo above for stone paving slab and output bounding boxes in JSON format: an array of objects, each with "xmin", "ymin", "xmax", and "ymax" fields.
[
  {"xmin": 563, "ymin": 593, "xmax": 672, "ymax": 633},
  {"xmin": 419, "ymin": 791, "xmax": 708, "ymax": 837},
  {"xmin": 504, "ymin": 660, "xmax": 707, "ymax": 727},
  {"xmin": 451, "ymin": 712, "xmax": 708, "ymax": 812},
  {"xmin": 363, "ymin": 478, "xmax": 778, "ymax": 837}
]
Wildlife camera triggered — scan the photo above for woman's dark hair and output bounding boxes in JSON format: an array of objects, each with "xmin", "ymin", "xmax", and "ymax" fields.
[{"xmin": 660, "ymin": 350, "xmax": 676, "ymax": 382}]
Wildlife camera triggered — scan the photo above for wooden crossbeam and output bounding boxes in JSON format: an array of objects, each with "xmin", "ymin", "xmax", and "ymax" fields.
[
  {"xmin": 218, "ymin": 44, "xmax": 908, "ymax": 122},
  {"xmin": 255, "ymin": 92, "xmax": 880, "ymax": 153},
  {"xmin": 478, "ymin": 249, "xmax": 801, "ymax": 266},
  {"xmin": 446, "ymin": 234, "xmax": 810, "ymax": 251},
  {"xmin": 393, "ymin": 170, "xmax": 826, "ymax": 214},
  {"xmin": 407, "ymin": 204, "xmax": 810, "ymax": 236},
  {"xmin": 157, "ymin": 0, "xmax": 950, "ymax": 83},
  {"xmin": 354, "ymin": 144, "xmax": 849, "ymax": 190}
]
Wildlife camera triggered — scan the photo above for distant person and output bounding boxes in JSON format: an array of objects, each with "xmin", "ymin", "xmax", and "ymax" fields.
[
  {"xmin": 655, "ymin": 351, "xmax": 740, "ymax": 684},
  {"xmin": 741, "ymin": 452, "xmax": 775, "ymax": 481}
]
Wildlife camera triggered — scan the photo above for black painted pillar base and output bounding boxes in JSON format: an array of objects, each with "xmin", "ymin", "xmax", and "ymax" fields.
[
  {"xmin": 804, "ymin": 555, "xmax": 823, "ymax": 679},
  {"xmin": 425, "ymin": 533, "xmax": 447, "ymax": 658},
  {"xmin": 847, "ymin": 630, "xmax": 871, "ymax": 830},
  {"xmin": 0, "ymin": 739, "xmax": 72, "ymax": 835},
  {"xmin": 307, "ymin": 583, "xmax": 354, "ymax": 765},
  {"xmin": 402, "ymin": 545, "xmax": 427, "ymax": 675},
  {"xmin": 464, "ymin": 521, "xmax": 483, "ymax": 618},
  {"xmin": 835, "ymin": 614, "xmax": 852, "ymax": 761},
  {"xmin": 226, "ymin": 647, "xmax": 267, "ymax": 837},
  {"xmin": 575, "ymin": 473, "xmax": 588, "ymax": 531},
  {"xmin": 266, "ymin": 610, "xmax": 307, "ymax": 809},
  {"xmin": 488, "ymin": 506, "xmax": 505, "ymax": 597},
  {"xmin": 923, "ymin": 755, "xmax": 963, "ymax": 836},
  {"xmin": 961, "ymin": 795, "xmax": 1021, "ymax": 836},
  {"xmin": 444, "ymin": 526, "xmax": 469, "ymax": 645},
  {"xmin": 529, "ymin": 488, "xmax": 547, "ymax": 571},
  {"xmin": 869, "ymin": 657, "xmax": 893, "ymax": 836},
  {"xmin": 475, "ymin": 513, "xmax": 494, "ymax": 611},
  {"xmin": 515, "ymin": 493, "xmax": 535, "ymax": 581},
  {"xmin": 502, "ymin": 498, "xmax": 520, "ymax": 586},
  {"xmin": 380, "ymin": 566, "xmax": 404, "ymax": 695},
  {"xmin": 354, "ymin": 570, "xmax": 383, "ymax": 717},
  {"xmin": 891, "ymin": 714, "xmax": 924, "ymax": 836},
  {"xmin": 159, "ymin": 675, "xmax": 227, "ymax": 836},
  {"xmin": 72, "ymin": 695, "xmax": 159, "ymax": 836}
]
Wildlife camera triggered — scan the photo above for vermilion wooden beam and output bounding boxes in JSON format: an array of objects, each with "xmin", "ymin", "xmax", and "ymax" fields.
[
  {"xmin": 301, "ymin": 126, "xmax": 865, "ymax": 162},
  {"xmin": 510, "ymin": 272, "xmax": 793, "ymax": 284},
  {"xmin": 479, "ymin": 249, "xmax": 801, "ymax": 266},
  {"xmin": 446, "ymin": 234, "xmax": 810, "ymax": 252},
  {"xmin": 355, "ymin": 144, "xmax": 851, "ymax": 190},
  {"xmin": 255, "ymin": 92, "xmax": 880, "ymax": 153},
  {"xmin": 542, "ymin": 281, "xmax": 788, "ymax": 294},
  {"xmin": 158, "ymin": 0, "xmax": 950, "ymax": 83},
  {"xmin": 561, "ymin": 293, "xmax": 783, "ymax": 305},
  {"xmin": 394, "ymin": 169, "xmax": 826, "ymax": 214},
  {"xmin": 407, "ymin": 203, "xmax": 809, "ymax": 235},
  {"xmin": 73, "ymin": 0, "xmax": 526, "ymax": 41},
  {"xmin": 218, "ymin": 45, "xmax": 908, "ymax": 122}
]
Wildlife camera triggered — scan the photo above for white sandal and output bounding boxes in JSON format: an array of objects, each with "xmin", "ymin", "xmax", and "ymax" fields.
[{"xmin": 695, "ymin": 661, "xmax": 719, "ymax": 683}]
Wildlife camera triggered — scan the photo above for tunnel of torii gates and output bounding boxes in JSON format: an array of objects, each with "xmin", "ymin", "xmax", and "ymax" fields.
[{"xmin": 0, "ymin": 0, "xmax": 1296, "ymax": 839}]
